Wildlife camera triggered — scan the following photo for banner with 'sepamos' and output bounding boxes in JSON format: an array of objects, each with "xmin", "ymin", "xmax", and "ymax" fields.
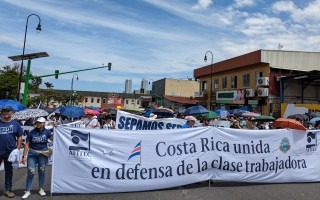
[
  {"xmin": 116, "ymin": 110, "xmax": 186, "ymax": 130},
  {"xmin": 51, "ymin": 126, "xmax": 320, "ymax": 193}
]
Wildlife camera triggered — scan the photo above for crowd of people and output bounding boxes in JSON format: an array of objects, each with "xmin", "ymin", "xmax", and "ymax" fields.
[
  {"xmin": 175, "ymin": 113, "xmax": 320, "ymax": 130},
  {"xmin": 1, "ymin": 105, "xmax": 320, "ymax": 198},
  {"xmin": 48, "ymin": 110, "xmax": 116, "ymax": 130}
]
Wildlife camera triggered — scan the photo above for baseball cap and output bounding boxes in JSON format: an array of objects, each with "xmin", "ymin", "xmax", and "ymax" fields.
[
  {"xmin": 36, "ymin": 117, "xmax": 46, "ymax": 123},
  {"xmin": 185, "ymin": 116, "xmax": 197, "ymax": 122},
  {"xmin": 1, "ymin": 106, "xmax": 14, "ymax": 112},
  {"xmin": 86, "ymin": 110, "xmax": 95, "ymax": 115}
]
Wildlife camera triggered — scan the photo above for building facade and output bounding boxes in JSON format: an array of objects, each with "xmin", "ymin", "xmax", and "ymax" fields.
[
  {"xmin": 152, "ymin": 78, "xmax": 199, "ymax": 97},
  {"xmin": 194, "ymin": 50, "xmax": 320, "ymax": 117}
]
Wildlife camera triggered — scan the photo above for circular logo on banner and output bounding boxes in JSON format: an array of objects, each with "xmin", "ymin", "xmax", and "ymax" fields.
[{"xmin": 279, "ymin": 137, "xmax": 290, "ymax": 153}]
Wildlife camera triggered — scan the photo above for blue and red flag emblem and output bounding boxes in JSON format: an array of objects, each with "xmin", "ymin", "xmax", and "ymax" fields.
[{"xmin": 128, "ymin": 141, "xmax": 141, "ymax": 161}]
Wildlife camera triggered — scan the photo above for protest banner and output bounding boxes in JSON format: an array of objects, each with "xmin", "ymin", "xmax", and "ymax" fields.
[
  {"xmin": 116, "ymin": 110, "xmax": 186, "ymax": 130},
  {"xmin": 62, "ymin": 120, "xmax": 83, "ymax": 128},
  {"xmin": 51, "ymin": 126, "xmax": 320, "ymax": 193}
]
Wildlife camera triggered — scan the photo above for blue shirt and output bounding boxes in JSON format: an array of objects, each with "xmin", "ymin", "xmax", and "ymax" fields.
[
  {"xmin": 26, "ymin": 128, "xmax": 52, "ymax": 151},
  {"xmin": 0, "ymin": 120, "xmax": 23, "ymax": 156},
  {"xmin": 181, "ymin": 123, "xmax": 191, "ymax": 128}
]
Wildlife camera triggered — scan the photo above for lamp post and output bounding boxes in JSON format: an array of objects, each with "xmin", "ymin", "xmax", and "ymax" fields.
[
  {"xmin": 69, "ymin": 74, "xmax": 78, "ymax": 106},
  {"xmin": 17, "ymin": 14, "xmax": 42, "ymax": 101},
  {"xmin": 204, "ymin": 51, "xmax": 213, "ymax": 110}
]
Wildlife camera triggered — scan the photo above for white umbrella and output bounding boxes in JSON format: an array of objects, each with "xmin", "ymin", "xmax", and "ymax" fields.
[
  {"xmin": 12, "ymin": 109, "xmax": 49, "ymax": 120},
  {"xmin": 242, "ymin": 112, "xmax": 260, "ymax": 117}
]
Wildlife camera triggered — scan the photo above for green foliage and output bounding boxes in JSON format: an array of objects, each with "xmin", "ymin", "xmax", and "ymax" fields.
[
  {"xmin": 29, "ymin": 76, "xmax": 42, "ymax": 92},
  {"xmin": 0, "ymin": 65, "xmax": 19, "ymax": 99}
]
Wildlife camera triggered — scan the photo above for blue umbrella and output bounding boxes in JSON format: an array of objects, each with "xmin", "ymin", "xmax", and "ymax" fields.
[
  {"xmin": 86, "ymin": 106, "xmax": 100, "ymax": 111},
  {"xmin": 149, "ymin": 107, "xmax": 174, "ymax": 117},
  {"xmin": 233, "ymin": 109, "xmax": 249, "ymax": 116},
  {"xmin": 215, "ymin": 109, "xmax": 230, "ymax": 117},
  {"xmin": 184, "ymin": 105, "xmax": 209, "ymax": 115},
  {"xmin": 0, "ymin": 99, "xmax": 25, "ymax": 111},
  {"xmin": 59, "ymin": 106, "xmax": 85, "ymax": 118},
  {"xmin": 239, "ymin": 105, "xmax": 250, "ymax": 111},
  {"xmin": 310, "ymin": 117, "xmax": 320, "ymax": 124}
]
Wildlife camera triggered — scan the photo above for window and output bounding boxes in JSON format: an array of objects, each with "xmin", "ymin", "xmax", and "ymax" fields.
[
  {"xmin": 126, "ymin": 99, "xmax": 129, "ymax": 104},
  {"xmin": 201, "ymin": 81, "xmax": 207, "ymax": 91},
  {"xmin": 131, "ymin": 99, "xmax": 135, "ymax": 104},
  {"xmin": 102, "ymin": 98, "xmax": 106, "ymax": 104},
  {"xmin": 214, "ymin": 79, "xmax": 219, "ymax": 89},
  {"xmin": 222, "ymin": 77, "xmax": 227, "ymax": 89},
  {"xmin": 85, "ymin": 98, "xmax": 88, "ymax": 103},
  {"xmin": 91, "ymin": 98, "xmax": 94, "ymax": 103},
  {"xmin": 231, "ymin": 76, "xmax": 237, "ymax": 88},
  {"xmin": 243, "ymin": 74, "xmax": 250, "ymax": 87},
  {"xmin": 97, "ymin": 98, "xmax": 100, "ymax": 103},
  {"xmin": 255, "ymin": 72, "xmax": 263, "ymax": 86},
  {"xmin": 137, "ymin": 100, "xmax": 140, "ymax": 105}
]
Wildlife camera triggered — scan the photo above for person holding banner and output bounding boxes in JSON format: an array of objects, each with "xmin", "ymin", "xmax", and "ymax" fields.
[
  {"xmin": 202, "ymin": 117, "xmax": 211, "ymax": 127},
  {"xmin": 102, "ymin": 115, "xmax": 115, "ymax": 129},
  {"xmin": 182, "ymin": 116, "xmax": 196, "ymax": 128},
  {"xmin": 21, "ymin": 117, "xmax": 53, "ymax": 199},
  {"xmin": 0, "ymin": 106, "xmax": 23, "ymax": 198},
  {"xmin": 312, "ymin": 120, "xmax": 320, "ymax": 130},
  {"xmin": 84, "ymin": 111, "xmax": 100, "ymax": 129}
]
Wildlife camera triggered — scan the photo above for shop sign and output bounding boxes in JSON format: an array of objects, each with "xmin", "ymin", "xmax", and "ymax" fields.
[{"xmin": 216, "ymin": 90, "xmax": 244, "ymax": 104}]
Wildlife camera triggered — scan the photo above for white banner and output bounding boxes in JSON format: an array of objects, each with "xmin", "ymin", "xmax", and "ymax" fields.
[
  {"xmin": 62, "ymin": 120, "xmax": 83, "ymax": 128},
  {"xmin": 116, "ymin": 110, "xmax": 186, "ymax": 130},
  {"xmin": 51, "ymin": 126, "xmax": 320, "ymax": 194}
]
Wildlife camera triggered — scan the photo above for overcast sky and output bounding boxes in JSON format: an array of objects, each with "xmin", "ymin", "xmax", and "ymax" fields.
[{"xmin": 0, "ymin": 0, "xmax": 319, "ymax": 93}]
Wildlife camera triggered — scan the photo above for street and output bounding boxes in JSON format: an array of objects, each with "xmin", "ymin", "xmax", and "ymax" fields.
[{"xmin": 0, "ymin": 166, "xmax": 319, "ymax": 200}]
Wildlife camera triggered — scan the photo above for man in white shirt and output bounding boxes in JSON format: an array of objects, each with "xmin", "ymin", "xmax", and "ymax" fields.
[{"xmin": 83, "ymin": 111, "xmax": 99, "ymax": 129}]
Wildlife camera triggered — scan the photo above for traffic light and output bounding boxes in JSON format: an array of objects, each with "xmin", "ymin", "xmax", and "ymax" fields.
[
  {"xmin": 55, "ymin": 70, "xmax": 59, "ymax": 79},
  {"xmin": 108, "ymin": 62, "xmax": 112, "ymax": 71}
]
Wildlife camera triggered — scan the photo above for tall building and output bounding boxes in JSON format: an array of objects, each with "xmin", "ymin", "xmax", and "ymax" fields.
[
  {"xmin": 141, "ymin": 78, "xmax": 149, "ymax": 93},
  {"xmin": 125, "ymin": 79, "xmax": 132, "ymax": 93}
]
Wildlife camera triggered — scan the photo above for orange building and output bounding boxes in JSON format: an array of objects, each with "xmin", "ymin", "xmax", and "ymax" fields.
[{"xmin": 194, "ymin": 50, "xmax": 320, "ymax": 117}]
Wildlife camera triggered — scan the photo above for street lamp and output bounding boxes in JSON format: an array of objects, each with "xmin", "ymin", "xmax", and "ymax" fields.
[
  {"xmin": 204, "ymin": 51, "xmax": 213, "ymax": 110},
  {"xmin": 70, "ymin": 74, "xmax": 79, "ymax": 106},
  {"xmin": 17, "ymin": 14, "xmax": 42, "ymax": 101}
]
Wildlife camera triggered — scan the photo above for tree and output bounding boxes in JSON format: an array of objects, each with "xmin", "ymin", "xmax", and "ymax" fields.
[
  {"xmin": 0, "ymin": 65, "xmax": 19, "ymax": 99},
  {"xmin": 29, "ymin": 76, "xmax": 42, "ymax": 93},
  {"xmin": 44, "ymin": 82, "xmax": 54, "ymax": 89}
]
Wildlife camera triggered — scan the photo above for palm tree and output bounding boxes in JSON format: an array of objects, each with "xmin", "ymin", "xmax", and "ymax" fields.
[{"xmin": 44, "ymin": 82, "xmax": 54, "ymax": 89}]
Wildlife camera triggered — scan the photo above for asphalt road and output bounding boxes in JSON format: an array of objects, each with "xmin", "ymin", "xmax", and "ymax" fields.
[{"xmin": 0, "ymin": 166, "xmax": 319, "ymax": 200}]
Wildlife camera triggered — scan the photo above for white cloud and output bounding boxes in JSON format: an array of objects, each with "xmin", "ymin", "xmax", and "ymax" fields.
[
  {"xmin": 142, "ymin": 0, "xmax": 223, "ymax": 28},
  {"xmin": 0, "ymin": 35, "xmax": 20, "ymax": 48},
  {"xmin": 240, "ymin": 14, "xmax": 286, "ymax": 36},
  {"xmin": 272, "ymin": 1, "xmax": 297, "ymax": 13},
  {"xmin": 4, "ymin": 0, "xmax": 194, "ymax": 42},
  {"xmin": 272, "ymin": 0, "xmax": 320, "ymax": 22},
  {"xmin": 233, "ymin": 0, "xmax": 255, "ymax": 8},
  {"xmin": 211, "ymin": 7, "xmax": 249, "ymax": 25},
  {"xmin": 192, "ymin": 0, "xmax": 213, "ymax": 10}
]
